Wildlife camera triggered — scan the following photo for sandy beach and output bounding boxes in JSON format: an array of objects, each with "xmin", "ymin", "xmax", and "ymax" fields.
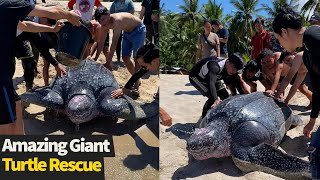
[{"xmin": 160, "ymin": 74, "xmax": 317, "ymax": 180}]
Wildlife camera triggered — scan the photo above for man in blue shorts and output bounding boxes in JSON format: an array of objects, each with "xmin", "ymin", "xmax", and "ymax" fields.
[{"xmin": 94, "ymin": 6, "xmax": 146, "ymax": 92}]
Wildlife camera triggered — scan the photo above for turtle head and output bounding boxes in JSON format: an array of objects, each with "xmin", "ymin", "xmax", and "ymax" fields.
[
  {"xmin": 66, "ymin": 83, "xmax": 97, "ymax": 124},
  {"xmin": 187, "ymin": 122, "xmax": 231, "ymax": 160},
  {"xmin": 66, "ymin": 94, "xmax": 96, "ymax": 124}
]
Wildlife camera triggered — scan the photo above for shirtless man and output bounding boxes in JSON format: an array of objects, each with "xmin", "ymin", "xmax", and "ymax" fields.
[
  {"xmin": 87, "ymin": 20, "xmax": 101, "ymax": 56},
  {"xmin": 261, "ymin": 49, "xmax": 312, "ymax": 107},
  {"xmin": 94, "ymin": 6, "xmax": 146, "ymax": 91},
  {"xmin": 264, "ymin": 51, "xmax": 292, "ymax": 96},
  {"xmin": 78, "ymin": 19, "xmax": 104, "ymax": 60},
  {"xmin": 260, "ymin": 49, "xmax": 282, "ymax": 88}
]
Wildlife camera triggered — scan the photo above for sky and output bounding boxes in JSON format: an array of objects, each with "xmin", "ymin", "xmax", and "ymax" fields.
[{"xmin": 162, "ymin": 0, "xmax": 310, "ymax": 19}]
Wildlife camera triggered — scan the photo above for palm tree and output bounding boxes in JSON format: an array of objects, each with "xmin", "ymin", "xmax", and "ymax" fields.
[
  {"xmin": 260, "ymin": 0, "xmax": 299, "ymax": 29},
  {"xmin": 203, "ymin": 0, "xmax": 223, "ymax": 21},
  {"xmin": 301, "ymin": 0, "xmax": 320, "ymax": 18},
  {"xmin": 178, "ymin": 0, "xmax": 203, "ymax": 27},
  {"xmin": 160, "ymin": 12, "xmax": 203, "ymax": 70},
  {"xmin": 229, "ymin": 0, "xmax": 261, "ymax": 55}
]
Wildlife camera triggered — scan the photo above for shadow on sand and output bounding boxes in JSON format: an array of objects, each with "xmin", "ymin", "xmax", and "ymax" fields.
[
  {"xmin": 13, "ymin": 76, "xmax": 25, "ymax": 89},
  {"xmin": 280, "ymin": 135, "xmax": 310, "ymax": 158},
  {"xmin": 122, "ymin": 114, "xmax": 159, "ymax": 171},
  {"xmin": 123, "ymin": 131, "xmax": 159, "ymax": 171},
  {"xmin": 23, "ymin": 104, "xmax": 160, "ymax": 171},
  {"xmin": 172, "ymin": 157, "xmax": 243, "ymax": 179},
  {"xmin": 298, "ymin": 111, "xmax": 311, "ymax": 116},
  {"xmin": 175, "ymin": 90, "xmax": 202, "ymax": 96},
  {"xmin": 23, "ymin": 108, "xmax": 146, "ymax": 135},
  {"xmin": 289, "ymin": 104, "xmax": 309, "ymax": 112}
]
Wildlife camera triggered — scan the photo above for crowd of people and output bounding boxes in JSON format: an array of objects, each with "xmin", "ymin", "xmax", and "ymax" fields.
[
  {"xmin": 0, "ymin": 0, "xmax": 171, "ymax": 137},
  {"xmin": 191, "ymin": 5, "xmax": 320, "ymax": 179}
]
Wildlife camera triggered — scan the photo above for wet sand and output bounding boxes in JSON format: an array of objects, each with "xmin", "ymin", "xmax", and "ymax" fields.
[{"xmin": 160, "ymin": 74, "xmax": 317, "ymax": 180}]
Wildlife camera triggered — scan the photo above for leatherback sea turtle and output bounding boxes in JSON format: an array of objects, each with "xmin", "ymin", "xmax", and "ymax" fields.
[
  {"xmin": 187, "ymin": 92, "xmax": 310, "ymax": 179},
  {"xmin": 21, "ymin": 59, "xmax": 158, "ymax": 127}
]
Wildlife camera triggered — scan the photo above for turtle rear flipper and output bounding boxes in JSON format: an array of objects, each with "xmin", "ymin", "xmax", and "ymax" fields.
[
  {"xmin": 232, "ymin": 143, "xmax": 310, "ymax": 180},
  {"xmin": 99, "ymin": 92, "xmax": 158, "ymax": 120}
]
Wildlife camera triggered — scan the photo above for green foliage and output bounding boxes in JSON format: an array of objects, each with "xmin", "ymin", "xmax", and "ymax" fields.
[
  {"xmin": 160, "ymin": 0, "xmax": 204, "ymax": 71},
  {"xmin": 203, "ymin": 0, "xmax": 223, "ymax": 20},
  {"xmin": 160, "ymin": 0, "xmax": 320, "ymax": 71},
  {"xmin": 226, "ymin": 0, "xmax": 260, "ymax": 56},
  {"xmin": 301, "ymin": 0, "xmax": 320, "ymax": 18},
  {"xmin": 160, "ymin": 13, "xmax": 202, "ymax": 71},
  {"xmin": 160, "ymin": 0, "xmax": 228, "ymax": 71},
  {"xmin": 260, "ymin": 0, "xmax": 299, "ymax": 30},
  {"xmin": 242, "ymin": 54, "xmax": 251, "ymax": 63}
]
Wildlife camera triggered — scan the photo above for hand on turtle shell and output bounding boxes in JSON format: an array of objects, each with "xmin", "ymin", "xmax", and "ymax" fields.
[
  {"xmin": 111, "ymin": 88, "xmax": 124, "ymax": 98},
  {"xmin": 211, "ymin": 99, "xmax": 221, "ymax": 108},
  {"xmin": 55, "ymin": 63, "xmax": 67, "ymax": 77},
  {"xmin": 265, "ymin": 90, "xmax": 274, "ymax": 97}
]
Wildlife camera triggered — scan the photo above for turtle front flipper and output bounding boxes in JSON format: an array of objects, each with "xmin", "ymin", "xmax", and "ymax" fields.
[
  {"xmin": 21, "ymin": 87, "xmax": 64, "ymax": 109},
  {"xmin": 231, "ymin": 121, "xmax": 310, "ymax": 180},
  {"xmin": 232, "ymin": 143, "xmax": 310, "ymax": 180}
]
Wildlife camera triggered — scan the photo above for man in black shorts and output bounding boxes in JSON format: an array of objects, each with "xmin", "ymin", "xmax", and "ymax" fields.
[
  {"xmin": 189, "ymin": 53, "xmax": 244, "ymax": 118},
  {"xmin": 0, "ymin": 0, "xmax": 81, "ymax": 135},
  {"xmin": 14, "ymin": 36, "xmax": 36, "ymax": 91}
]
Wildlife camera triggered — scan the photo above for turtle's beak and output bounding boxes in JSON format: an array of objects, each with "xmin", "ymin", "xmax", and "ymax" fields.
[
  {"xmin": 66, "ymin": 95, "xmax": 95, "ymax": 124},
  {"xmin": 187, "ymin": 128, "xmax": 217, "ymax": 160},
  {"xmin": 187, "ymin": 125, "xmax": 230, "ymax": 160}
]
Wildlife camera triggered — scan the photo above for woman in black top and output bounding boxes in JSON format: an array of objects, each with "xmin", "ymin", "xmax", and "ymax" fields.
[{"xmin": 272, "ymin": 5, "xmax": 320, "ymax": 178}]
